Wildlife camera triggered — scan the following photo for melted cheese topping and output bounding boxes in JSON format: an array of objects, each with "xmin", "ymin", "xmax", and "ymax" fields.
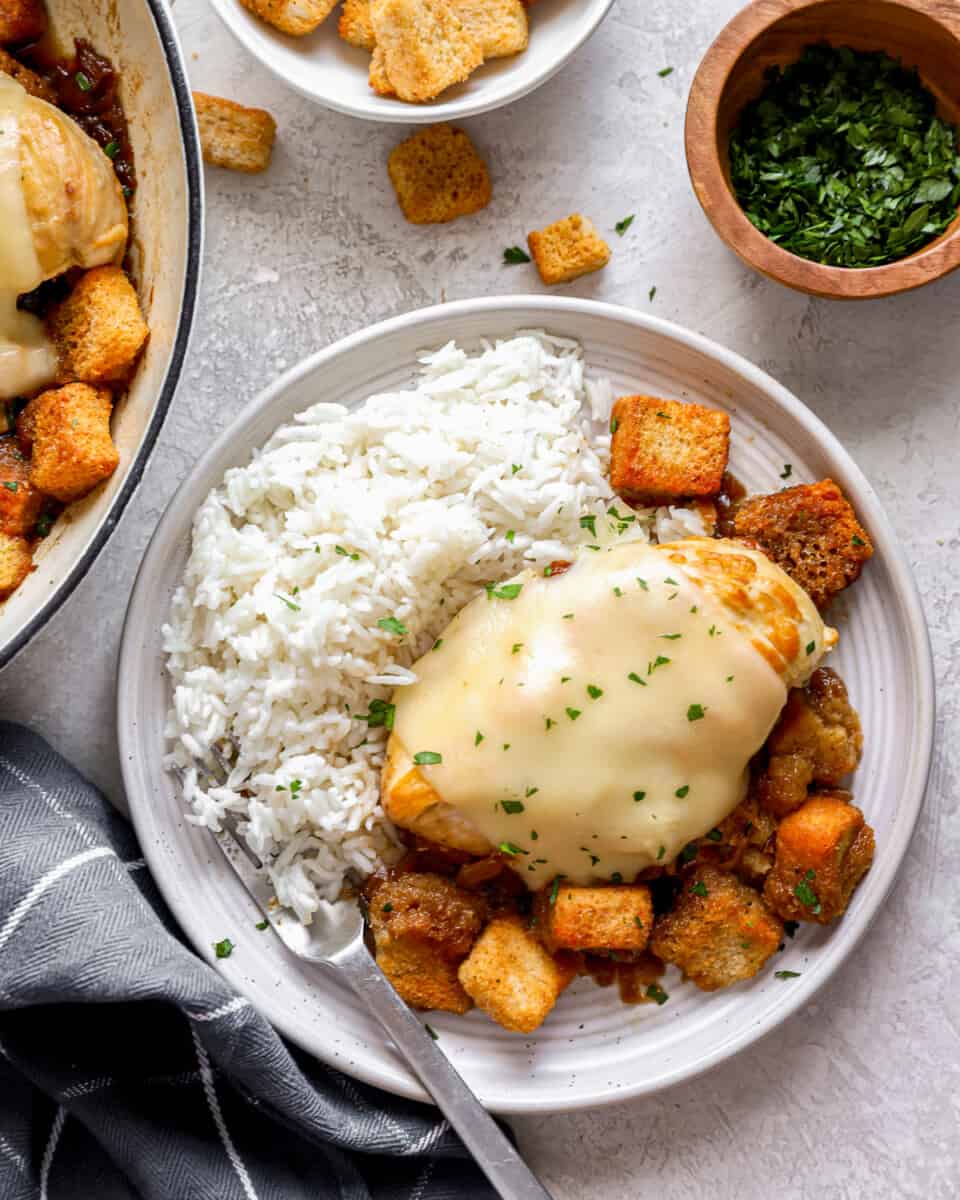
[
  {"xmin": 0, "ymin": 73, "xmax": 55, "ymax": 399},
  {"xmin": 391, "ymin": 539, "xmax": 831, "ymax": 890}
]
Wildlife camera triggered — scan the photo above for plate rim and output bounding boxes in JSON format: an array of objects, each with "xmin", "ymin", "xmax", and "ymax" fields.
[
  {"xmin": 117, "ymin": 295, "xmax": 935, "ymax": 1113},
  {"xmin": 209, "ymin": 0, "xmax": 618, "ymax": 124}
]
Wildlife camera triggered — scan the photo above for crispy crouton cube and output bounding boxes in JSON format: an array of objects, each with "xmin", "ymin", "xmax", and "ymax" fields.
[
  {"xmin": 192, "ymin": 92, "xmax": 277, "ymax": 175},
  {"xmin": 388, "ymin": 124, "xmax": 491, "ymax": 224},
  {"xmin": 368, "ymin": 45, "xmax": 396, "ymax": 95},
  {"xmin": 0, "ymin": 531, "xmax": 32, "ymax": 599},
  {"xmin": 238, "ymin": 0, "xmax": 336, "ymax": 36},
  {"xmin": 535, "ymin": 883, "xmax": 653, "ymax": 954},
  {"xmin": 26, "ymin": 384, "xmax": 118, "ymax": 504},
  {"xmin": 764, "ymin": 793, "xmax": 874, "ymax": 925},
  {"xmin": 651, "ymin": 866, "xmax": 783, "ymax": 991},
  {"xmin": 449, "ymin": 0, "xmax": 528, "ymax": 58},
  {"xmin": 758, "ymin": 667, "xmax": 863, "ymax": 818},
  {"xmin": 527, "ymin": 214, "xmax": 611, "ymax": 285},
  {"xmin": 367, "ymin": 873, "xmax": 486, "ymax": 1013},
  {"xmin": 732, "ymin": 479, "xmax": 873, "ymax": 610},
  {"xmin": 0, "ymin": 437, "xmax": 45, "ymax": 537},
  {"xmin": 0, "ymin": 0, "xmax": 46, "ymax": 45},
  {"xmin": 370, "ymin": 0, "xmax": 483, "ymax": 103},
  {"xmin": 0, "ymin": 48, "xmax": 55, "ymax": 101},
  {"xmin": 340, "ymin": 0, "xmax": 376, "ymax": 47},
  {"xmin": 458, "ymin": 914, "xmax": 575, "ymax": 1032},
  {"xmin": 609, "ymin": 394, "xmax": 730, "ymax": 504},
  {"xmin": 49, "ymin": 267, "xmax": 148, "ymax": 387}
]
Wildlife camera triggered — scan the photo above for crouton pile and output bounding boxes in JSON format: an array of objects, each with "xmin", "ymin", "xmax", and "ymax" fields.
[
  {"xmin": 365, "ymin": 393, "xmax": 877, "ymax": 1033},
  {"xmin": 240, "ymin": 0, "xmax": 532, "ymax": 103}
]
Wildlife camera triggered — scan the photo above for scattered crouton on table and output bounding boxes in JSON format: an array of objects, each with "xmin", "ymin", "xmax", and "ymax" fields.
[
  {"xmin": 192, "ymin": 92, "xmax": 277, "ymax": 175},
  {"xmin": 25, "ymin": 384, "xmax": 119, "ymax": 504},
  {"xmin": 370, "ymin": 0, "xmax": 482, "ymax": 103},
  {"xmin": 449, "ymin": 0, "xmax": 528, "ymax": 58},
  {"xmin": 764, "ymin": 792, "xmax": 875, "ymax": 925},
  {"xmin": 0, "ymin": 0, "xmax": 47, "ymax": 46},
  {"xmin": 340, "ymin": 0, "xmax": 376, "ymax": 48},
  {"xmin": 0, "ymin": 47, "xmax": 56, "ymax": 102},
  {"xmin": 731, "ymin": 479, "xmax": 873, "ymax": 610},
  {"xmin": 535, "ymin": 883, "xmax": 653, "ymax": 954},
  {"xmin": 651, "ymin": 865, "xmax": 783, "ymax": 991},
  {"xmin": 458, "ymin": 914, "xmax": 576, "ymax": 1033},
  {"xmin": 48, "ymin": 266, "xmax": 148, "ymax": 387},
  {"xmin": 527, "ymin": 214, "xmax": 611, "ymax": 285},
  {"xmin": 367, "ymin": 872, "xmax": 487, "ymax": 1013},
  {"xmin": 238, "ymin": 0, "xmax": 337, "ymax": 36},
  {"xmin": 0, "ymin": 531, "xmax": 32, "ymax": 600},
  {"xmin": 758, "ymin": 667, "xmax": 863, "ymax": 818},
  {"xmin": 0, "ymin": 438, "xmax": 45, "ymax": 538},
  {"xmin": 609, "ymin": 394, "xmax": 730, "ymax": 504},
  {"xmin": 388, "ymin": 123, "xmax": 491, "ymax": 223}
]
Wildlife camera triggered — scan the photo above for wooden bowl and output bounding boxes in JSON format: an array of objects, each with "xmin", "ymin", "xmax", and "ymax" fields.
[{"xmin": 685, "ymin": 0, "xmax": 960, "ymax": 299}]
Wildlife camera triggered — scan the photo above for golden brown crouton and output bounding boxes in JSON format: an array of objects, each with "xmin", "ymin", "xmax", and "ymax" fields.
[
  {"xmin": 609, "ymin": 394, "xmax": 731, "ymax": 504},
  {"xmin": 367, "ymin": 873, "xmax": 486, "ymax": 1012},
  {"xmin": 758, "ymin": 667, "xmax": 863, "ymax": 818},
  {"xmin": 368, "ymin": 45, "xmax": 397, "ymax": 95},
  {"xmin": 0, "ymin": 438, "xmax": 44, "ymax": 537},
  {"xmin": 458, "ymin": 914, "xmax": 575, "ymax": 1032},
  {"xmin": 651, "ymin": 866, "xmax": 783, "ymax": 992},
  {"xmin": 0, "ymin": 48, "xmax": 55, "ymax": 102},
  {"xmin": 48, "ymin": 267, "xmax": 148, "ymax": 387},
  {"xmin": 449, "ymin": 0, "xmax": 528, "ymax": 58},
  {"xmin": 238, "ymin": 0, "xmax": 336, "ymax": 36},
  {"xmin": 764, "ymin": 793, "xmax": 875, "ymax": 925},
  {"xmin": 0, "ymin": 531, "xmax": 32, "ymax": 599},
  {"xmin": 339, "ymin": 0, "xmax": 376, "ymax": 47},
  {"xmin": 387, "ymin": 124, "xmax": 491, "ymax": 224},
  {"xmin": 527, "ymin": 214, "xmax": 611, "ymax": 285},
  {"xmin": 192, "ymin": 92, "xmax": 277, "ymax": 175},
  {"xmin": 0, "ymin": 0, "xmax": 46, "ymax": 45},
  {"xmin": 731, "ymin": 479, "xmax": 873, "ymax": 610},
  {"xmin": 26, "ymin": 384, "xmax": 118, "ymax": 504},
  {"xmin": 535, "ymin": 883, "xmax": 653, "ymax": 954},
  {"xmin": 370, "ymin": 0, "xmax": 483, "ymax": 103}
]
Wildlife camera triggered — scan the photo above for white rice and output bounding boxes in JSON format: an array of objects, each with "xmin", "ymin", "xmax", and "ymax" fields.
[{"xmin": 163, "ymin": 333, "xmax": 706, "ymax": 922}]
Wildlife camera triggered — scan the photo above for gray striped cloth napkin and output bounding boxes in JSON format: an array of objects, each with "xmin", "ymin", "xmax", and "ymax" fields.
[{"xmin": 0, "ymin": 722, "xmax": 499, "ymax": 1200}]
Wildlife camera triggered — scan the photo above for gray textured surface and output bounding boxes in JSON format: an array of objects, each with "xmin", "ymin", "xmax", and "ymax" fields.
[{"xmin": 1, "ymin": 0, "xmax": 958, "ymax": 1194}]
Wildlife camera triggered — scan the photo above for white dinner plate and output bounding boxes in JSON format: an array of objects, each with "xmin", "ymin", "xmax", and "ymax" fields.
[
  {"xmin": 118, "ymin": 297, "xmax": 934, "ymax": 1114},
  {"xmin": 210, "ymin": 0, "xmax": 616, "ymax": 123}
]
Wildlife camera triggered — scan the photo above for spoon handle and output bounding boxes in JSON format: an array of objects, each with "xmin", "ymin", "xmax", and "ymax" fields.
[{"xmin": 333, "ymin": 944, "xmax": 553, "ymax": 1200}]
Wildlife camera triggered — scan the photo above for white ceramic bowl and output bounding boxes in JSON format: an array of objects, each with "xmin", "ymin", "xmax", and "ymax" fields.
[
  {"xmin": 211, "ymin": 0, "xmax": 616, "ymax": 122},
  {"xmin": 0, "ymin": 0, "xmax": 203, "ymax": 670},
  {"xmin": 118, "ymin": 297, "xmax": 934, "ymax": 1114}
]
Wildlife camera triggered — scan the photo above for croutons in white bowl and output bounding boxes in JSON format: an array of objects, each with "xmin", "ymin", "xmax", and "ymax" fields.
[{"xmin": 211, "ymin": 0, "xmax": 616, "ymax": 122}]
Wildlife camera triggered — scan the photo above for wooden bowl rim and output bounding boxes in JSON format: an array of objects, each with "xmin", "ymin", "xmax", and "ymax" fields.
[{"xmin": 685, "ymin": 0, "xmax": 960, "ymax": 299}]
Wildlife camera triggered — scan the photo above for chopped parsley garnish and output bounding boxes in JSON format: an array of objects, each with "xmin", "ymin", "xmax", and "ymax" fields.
[
  {"xmin": 656, "ymin": 412, "xmax": 670, "ymax": 420},
  {"xmin": 505, "ymin": 529, "xmax": 516, "ymax": 543},
  {"xmin": 255, "ymin": 919, "xmax": 269, "ymax": 930},
  {"xmin": 36, "ymin": 513, "xmax": 53, "ymax": 537},
  {"xmin": 501, "ymin": 799, "xmax": 525, "ymax": 814},
  {"xmin": 585, "ymin": 544, "xmax": 601, "ymax": 551},
  {"xmin": 708, "ymin": 625, "xmax": 719, "ymax": 637},
  {"xmin": 730, "ymin": 44, "xmax": 960, "ymax": 268},
  {"xmin": 852, "ymin": 534, "xmax": 866, "ymax": 546},
  {"xmin": 499, "ymin": 841, "xmax": 526, "ymax": 856},
  {"xmin": 706, "ymin": 828, "xmax": 723, "ymax": 842},
  {"xmin": 586, "ymin": 684, "xmax": 603, "ymax": 700},
  {"xmin": 545, "ymin": 717, "xmax": 556, "ymax": 731},
  {"xmin": 686, "ymin": 704, "xmax": 707, "ymax": 722},
  {"xmin": 487, "ymin": 583, "xmax": 523, "ymax": 600},
  {"xmin": 475, "ymin": 730, "xmax": 484, "ymax": 746},
  {"xmin": 634, "ymin": 916, "xmax": 644, "ymax": 929},
  {"xmin": 636, "ymin": 577, "xmax": 648, "ymax": 590},
  {"xmin": 335, "ymin": 545, "xmax": 360, "ymax": 559},
  {"xmin": 657, "ymin": 845, "xmax": 666, "ymax": 861},
  {"xmin": 104, "ymin": 139, "xmax": 120, "ymax": 159},
  {"xmin": 657, "ymin": 66, "xmax": 674, "ymax": 77},
  {"xmin": 613, "ymin": 586, "xmax": 623, "ymax": 598},
  {"xmin": 679, "ymin": 840, "xmax": 698, "ymax": 861},
  {"xmin": 726, "ymin": 675, "xmax": 734, "ymax": 683},
  {"xmin": 648, "ymin": 286, "xmax": 657, "ymax": 302},
  {"xmin": 610, "ymin": 872, "xmax": 623, "ymax": 884},
  {"xmin": 579, "ymin": 514, "xmax": 597, "ymax": 537},
  {"xmin": 413, "ymin": 750, "xmax": 442, "ymax": 765},
  {"xmin": 274, "ymin": 593, "xmax": 300, "ymax": 612},
  {"xmin": 627, "ymin": 672, "xmax": 647, "ymax": 686},
  {"xmin": 512, "ymin": 642, "xmax": 524, "ymax": 654},
  {"xmin": 646, "ymin": 983, "xmax": 669, "ymax": 1005},
  {"xmin": 633, "ymin": 790, "xmax": 646, "ymax": 802},
  {"xmin": 565, "ymin": 707, "xmax": 582, "ymax": 721},
  {"xmin": 289, "ymin": 780, "xmax": 302, "ymax": 796},
  {"xmin": 615, "ymin": 214, "xmax": 635, "ymax": 236},
  {"xmin": 561, "ymin": 676, "xmax": 571, "ymax": 683},
  {"xmin": 543, "ymin": 565, "xmax": 554, "ymax": 577},
  {"xmin": 780, "ymin": 463, "xmax": 793, "ymax": 479},
  {"xmin": 503, "ymin": 246, "xmax": 531, "ymax": 264},
  {"xmin": 511, "ymin": 463, "xmax": 521, "ymax": 475},
  {"xmin": 610, "ymin": 416, "xmax": 619, "ymax": 434},
  {"xmin": 433, "ymin": 639, "xmax": 443, "ymax": 651},
  {"xmin": 424, "ymin": 1022, "xmax": 439, "ymax": 1039},
  {"xmin": 794, "ymin": 868, "xmax": 821, "ymax": 914},
  {"xmin": 359, "ymin": 698, "xmax": 395, "ymax": 730},
  {"xmin": 382, "ymin": 903, "xmax": 393, "ymax": 913},
  {"xmin": 75, "ymin": 70, "xmax": 93, "ymax": 91},
  {"xmin": 214, "ymin": 938, "xmax": 234, "ymax": 959},
  {"xmin": 549, "ymin": 877, "xmax": 563, "ymax": 905},
  {"xmin": 377, "ymin": 616, "xmax": 407, "ymax": 635},
  {"xmin": 664, "ymin": 577, "xmax": 679, "ymax": 585},
  {"xmin": 531, "ymin": 830, "xmax": 539, "ymax": 840},
  {"xmin": 775, "ymin": 970, "xmax": 802, "ymax": 980},
  {"xmin": 691, "ymin": 880, "xmax": 709, "ymax": 897},
  {"xmin": 503, "ymin": 743, "xmax": 511, "ymax": 751},
  {"xmin": 675, "ymin": 784, "xmax": 690, "ymax": 798},
  {"xmin": 562, "ymin": 612, "xmax": 575, "ymax": 620},
  {"xmin": 660, "ymin": 633, "xmax": 682, "ymax": 640},
  {"xmin": 525, "ymin": 786, "xmax": 539, "ymax": 797},
  {"xmin": 648, "ymin": 655, "xmax": 671, "ymax": 674},
  {"xmin": 2, "ymin": 480, "xmax": 18, "ymax": 492}
]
